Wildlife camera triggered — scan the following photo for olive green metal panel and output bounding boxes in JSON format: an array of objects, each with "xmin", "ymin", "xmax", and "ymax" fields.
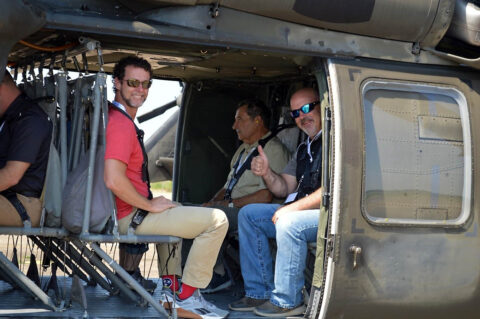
[
  {"xmin": 144, "ymin": 0, "xmax": 454, "ymax": 46},
  {"xmin": 312, "ymin": 65, "xmax": 330, "ymax": 288},
  {"xmin": 221, "ymin": 0, "xmax": 454, "ymax": 46},
  {"xmin": 323, "ymin": 58, "xmax": 480, "ymax": 319},
  {"xmin": 313, "ymin": 207, "xmax": 328, "ymax": 286}
]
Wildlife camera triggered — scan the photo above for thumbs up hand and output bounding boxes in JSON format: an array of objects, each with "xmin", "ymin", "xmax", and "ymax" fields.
[{"xmin": 251, "ymin": 145, "xmax": 269, "ymax": 177}]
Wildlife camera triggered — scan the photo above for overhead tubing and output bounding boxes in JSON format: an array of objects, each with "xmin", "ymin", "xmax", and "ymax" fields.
[{"xmin": 18, "ymin": 39, "xmax": 78, "ymax": 52}]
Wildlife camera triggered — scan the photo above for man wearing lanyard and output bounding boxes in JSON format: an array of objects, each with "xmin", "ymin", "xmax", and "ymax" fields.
[
  {"xmin": 201, "ymin": 99, "xmax": 290, "ymax": 293},
  {"xmin": 0, "ymin": 70, "xmax": 52, "ymax": 227},
  {"xmin": 229, "ymin": 88, "xmax": 323, "ymax": 317},
  {"xmin": 104, "ymin": 56, "xmax": 228, "ymax": 317}
]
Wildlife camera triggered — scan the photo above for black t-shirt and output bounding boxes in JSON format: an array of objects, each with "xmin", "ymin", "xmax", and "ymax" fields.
[
  {"xmin": 295, "ymin": 136, "xmax": 322, "ymax": 200},
  {"xmin": 0, "ymin": 94, "xmax": 52, "ymax": 197}
]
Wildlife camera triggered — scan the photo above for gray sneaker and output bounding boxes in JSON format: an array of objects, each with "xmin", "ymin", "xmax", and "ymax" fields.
[
  {"xmin": 229, "ymin": 296, "xmax": 268, "ymax": 312},
  {"xmin": 253, "ymin": 301, "xmax": 306, "ymax": 317},
  {"xmin": 160, "ymin": 289, "xmax": 229, "ymax": 318}
]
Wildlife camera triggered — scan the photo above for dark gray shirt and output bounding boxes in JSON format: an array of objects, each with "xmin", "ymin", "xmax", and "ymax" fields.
[{"xmin": 0, "ymin": 94, "xmax": 52, "ymax": 197}]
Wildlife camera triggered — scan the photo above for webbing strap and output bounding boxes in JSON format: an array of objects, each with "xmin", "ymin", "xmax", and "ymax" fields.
[
  {"xmin": 1, "ymin": 190, "xmax": 31, "ymax": 225},
  {"xmin": 110, "ymin": 103, "xmax": 152, "ymax": 238},
  {"xmin": 224, "ymin": 124, "xmax": 294, "ymax": 200}
]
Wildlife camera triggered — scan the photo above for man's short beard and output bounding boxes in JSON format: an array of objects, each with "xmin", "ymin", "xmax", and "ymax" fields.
[
  {"xmin": 125, "ymin": 98, "xmax": 144, "ymax": 108},
  {"xmin": 121, "ymin": 90, "xmax": 145, "ymax": 108},
  {"xmin": 300, "ymin": 117, "xmax": 313, "ymax": 126}
]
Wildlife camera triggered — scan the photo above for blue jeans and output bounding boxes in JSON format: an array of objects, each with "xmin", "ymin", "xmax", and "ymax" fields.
[{"xmin": 238, "ymin": 203, "xmax": 319, "ymax": 308}]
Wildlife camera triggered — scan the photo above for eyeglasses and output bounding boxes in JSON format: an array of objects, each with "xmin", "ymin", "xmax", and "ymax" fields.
[
  {"xmin": 123, "ymin": 79, "xmax": 152, "ymax": 89},
  {"xmin": 290, "ymin": 101, "xmax": 319, "ymax": 119}
]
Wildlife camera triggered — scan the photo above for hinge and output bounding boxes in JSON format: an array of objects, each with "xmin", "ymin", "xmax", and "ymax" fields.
[
  {"xmin": 411, "ymin": 42, "xmax": 421, "ymax": 55},
  {"xmin": 325, "ymin": 106, "xmax": 331, "ymax": 121},
  {"xmin": 322, "ymin": 192, "xmax": 330, "ymax": 210},
  {"xmin": 326, "ymin": 233, "xmax": 336, "ymax": 258},
  {"xmin": 210, "ymin": 1, "xmax": 220, "ymax": 18}
]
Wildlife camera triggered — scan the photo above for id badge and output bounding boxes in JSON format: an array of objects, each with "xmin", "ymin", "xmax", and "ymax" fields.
[{"xmin": 284, "ymin": 192, "xmax": 297, "ymax": 204}]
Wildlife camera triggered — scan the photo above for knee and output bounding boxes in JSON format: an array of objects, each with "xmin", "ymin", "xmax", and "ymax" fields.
[
  {"xmin": 238, "ymin": 204, "xmax": 257, "ymax": 227},
  {"xmin": 275, "ymin": 213, "xmax": 297, "ymax": 237},
  {"xmin": 212, "ymin": 208, "xmax": 229, "ymax": 233}
]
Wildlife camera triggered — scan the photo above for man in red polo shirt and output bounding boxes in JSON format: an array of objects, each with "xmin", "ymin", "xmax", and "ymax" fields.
[{"xmin": 104, "ymin": 56, "xmax": 229, "ymax": 318}]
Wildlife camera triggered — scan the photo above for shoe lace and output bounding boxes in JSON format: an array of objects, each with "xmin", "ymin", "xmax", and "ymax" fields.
[{"xmin": 195, "ymin": 292, "xmax": 221, "ymax": 313}]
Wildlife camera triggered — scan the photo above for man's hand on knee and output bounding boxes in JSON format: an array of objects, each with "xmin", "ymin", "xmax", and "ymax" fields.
[
  {"xmin": 150, "ymin": 196, "xmax": 177, "ymax": 213},
  {"xmin": 272, "ymin": 205, "xmax": 295, "ymax": 224}
]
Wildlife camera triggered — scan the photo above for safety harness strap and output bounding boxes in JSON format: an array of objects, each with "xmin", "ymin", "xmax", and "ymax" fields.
[
  {"xmin": 224, "ymin": 124, "xmax": 294, "ymax": 201},
  {"xmin": 109, "ymin": 103, "xmax": 153, "ymax": 235},
  {"xmin": 1, "ymin": 190, "xmax": 31, "ymax": 225}
]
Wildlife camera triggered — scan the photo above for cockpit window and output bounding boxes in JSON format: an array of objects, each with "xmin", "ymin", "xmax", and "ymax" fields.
[{"xmin": 361, "ymin": 80, "xmax": 471, "ymax": 226}]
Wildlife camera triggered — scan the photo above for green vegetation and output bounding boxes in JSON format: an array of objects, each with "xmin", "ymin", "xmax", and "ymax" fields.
[{"xmin": 150, "ymin": 181, "xmax": 173, "ymax": 192}]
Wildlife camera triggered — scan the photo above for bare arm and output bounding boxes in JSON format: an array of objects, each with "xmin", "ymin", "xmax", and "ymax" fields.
[
  {"xmin": 272, "ymin": 186, "xmax": 323, "ymax": 224},
  {"xmin": 0, "ymin": 161, "xmax": 30, "ymax": 192},
  {"xmin": 104, "ymin": 159, "xmax": 176, "ymax": 213},
  {"xmin": 251, "ymin": 145, "xmax": 298, "ymax": 198},
  {"xmin": 204, "ymin": 188, "xmax": 227, "ymax": 205},
  {"xmin": 231, "ymin": 189, "xmax": 272, "ymax": 208},
  {"xmin": 204, "ymin": 188, "xmax": 273, "ymax": 208},
  {"xmin": 203, "ymin": 187, "xmax": 228, "ymax": 207}
]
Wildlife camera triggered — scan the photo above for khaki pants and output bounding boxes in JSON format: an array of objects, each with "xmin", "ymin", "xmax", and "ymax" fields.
[
  {"xmin": 0, "ymin": 194, "xmax": 42, "ymax": 227},
  {"xmin": 118, "ymin": 206, "xmax": 228, "ymax": 288}
]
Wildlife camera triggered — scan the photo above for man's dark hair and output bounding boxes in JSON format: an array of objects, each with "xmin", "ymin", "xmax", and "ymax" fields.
[
  {"xmin": 112, "ymin": 56, "xmax": 153, "ymax": 92},
  {"xmin": 237, "ymin": 98, "xmax": 271, "ymax": 129}
]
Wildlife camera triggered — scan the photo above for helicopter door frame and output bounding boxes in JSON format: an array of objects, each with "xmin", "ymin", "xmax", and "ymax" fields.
[{"xmin": 318, "ymin": 57, "xmax": 480, "ymax": 319}]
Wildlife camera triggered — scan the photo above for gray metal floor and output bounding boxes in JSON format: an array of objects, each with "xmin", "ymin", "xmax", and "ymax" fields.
[{"xmin": 0, "ymin": 276, "xmax": 268, "ymax": 318}]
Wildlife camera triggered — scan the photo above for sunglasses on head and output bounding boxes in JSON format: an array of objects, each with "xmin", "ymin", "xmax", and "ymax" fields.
[
  {"xmin": 123, "ymin": 79, "xmax": 152, "ymax": 89},
  {"xmin": 290, "ymin": 101, "xmax": 319, "ymax": 119}
]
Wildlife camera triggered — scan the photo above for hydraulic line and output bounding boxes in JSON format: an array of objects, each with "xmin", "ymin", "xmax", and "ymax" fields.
[{"xmin": 18, "ymin": 40, "xmax": 77, "ymax": 52}]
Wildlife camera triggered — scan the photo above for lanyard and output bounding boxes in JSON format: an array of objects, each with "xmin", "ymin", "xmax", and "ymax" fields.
[
  {"xmin": 112, "ymin": 101, "xmax": 127, "ymax": 114},
  {"xmin": 306, "ymin": 130, "xmax": 322, "ymax": 162},
  {"xmin": 0, "ymin": 121, "xmax": 4, "ymax": 133},
  {"xmin": 235, "ymin": 146, "xmax": 256, "ymax": 174}
]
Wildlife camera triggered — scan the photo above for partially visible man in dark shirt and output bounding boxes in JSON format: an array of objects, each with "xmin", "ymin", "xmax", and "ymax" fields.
[{"xmin": 0, "ymin": 70, "xmax": 52, "ymax": 227}]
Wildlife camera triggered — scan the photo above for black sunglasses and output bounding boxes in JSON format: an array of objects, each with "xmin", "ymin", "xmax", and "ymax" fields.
[
  {"xmin": 290, "ymin": 101, "xmax": 319, "ymax": 119},
  {"xmin": 123, "ymin": 79, "xmax": 152, "ymax": 89}
]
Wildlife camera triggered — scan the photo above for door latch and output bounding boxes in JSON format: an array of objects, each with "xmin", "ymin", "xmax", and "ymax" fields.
[{"xmin": 349, "ymin": 245, "xmax": 362, "ymax": 270}]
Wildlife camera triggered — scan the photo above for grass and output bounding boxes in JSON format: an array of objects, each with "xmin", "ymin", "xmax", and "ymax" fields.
[{"xmin": 150, "ymin": 181, "xmax": 172, "ymax": 192}]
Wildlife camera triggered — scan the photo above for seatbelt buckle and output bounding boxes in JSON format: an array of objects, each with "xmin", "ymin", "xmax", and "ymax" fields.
[{"xmin": 129, "ymin": 208, "xmax": 149, "ymax": 232}]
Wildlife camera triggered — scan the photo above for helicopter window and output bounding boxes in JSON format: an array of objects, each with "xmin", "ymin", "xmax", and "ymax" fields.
[{"xmin": 361, "ymin": 80, "xmax": 471, "ymax": 227}]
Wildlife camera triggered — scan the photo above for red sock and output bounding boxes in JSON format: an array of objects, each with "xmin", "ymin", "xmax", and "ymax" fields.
[
  {"xmin": 162, "ymin": 275, "xmax": 180, "ymax": 292},
  {"xmin": 177, "ymin": 283, "xmax": 196, "ymax": 300}
]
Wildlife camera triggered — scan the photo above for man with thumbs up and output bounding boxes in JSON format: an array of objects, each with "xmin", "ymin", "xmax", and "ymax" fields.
[
  {"xmin": 201, "ymin": 98, "xmax": 290, "ymax": 293},
  {"xmin": 229, "ymin": 88, "xmax": 323, "ymax": 317}
]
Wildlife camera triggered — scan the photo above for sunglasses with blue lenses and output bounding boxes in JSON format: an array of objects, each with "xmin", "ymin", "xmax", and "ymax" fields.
[{"xmin": 290, "ymin": 101, "xmax": 320, "ymax": 119}]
